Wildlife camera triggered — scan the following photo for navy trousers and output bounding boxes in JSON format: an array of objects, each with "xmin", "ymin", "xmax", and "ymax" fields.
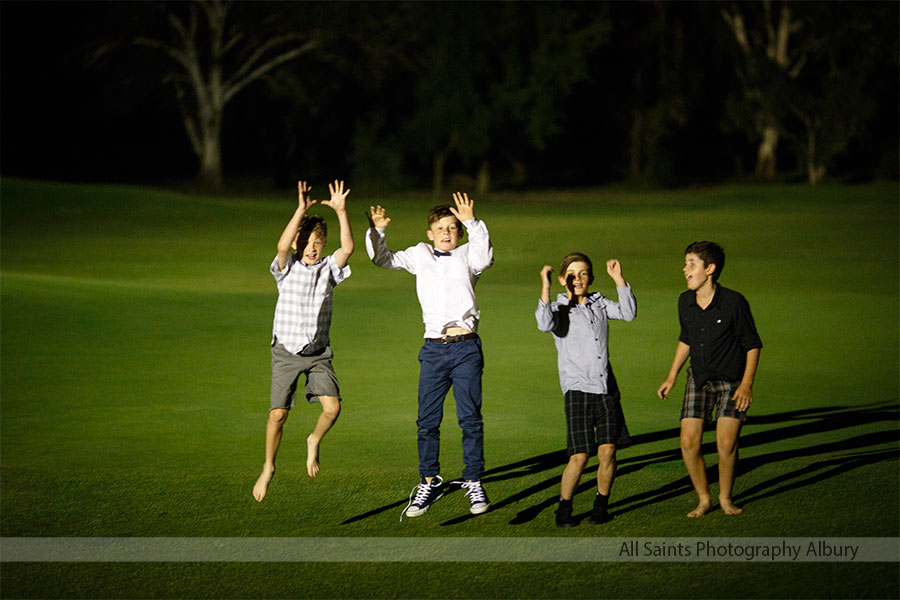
[{"xmin": 416, "ymin": 336, "xmax": 485, "ymax": 481}]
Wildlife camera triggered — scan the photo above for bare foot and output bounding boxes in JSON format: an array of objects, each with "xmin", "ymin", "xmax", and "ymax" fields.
[
  {"xmin": 687, "ymin": 497, "xmax": 712, "ymax": 518},
  {"xmin": 253, "ymin": 465, "xmax": 275, "ymax": 502},
  {"xmin": 306, "ymin": 435, "xmax": 320, "ymax": 477},
  {"xmin": 719, "ymin": 498, "xmax": 743, "ymax": 515}
]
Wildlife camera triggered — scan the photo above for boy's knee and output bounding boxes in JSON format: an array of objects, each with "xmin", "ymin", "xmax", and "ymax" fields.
[
  {"xmin": 458, "ymin": 415, "xmax": 483, "ymax": 433},
  {"xmin": 269, "ymin": 408, "xmax": 289, "ymax": 425},
  {"xmin": 680, "ymin": 432, "xmax": 701, "ymax": 454},
  {"xmin": 596, "ymin": 444, "xmax": 616, "ymax": 465},
  {"xmin": 569, "ymin": 453, "xmax": 589, "ymax": 468},
  {"xmin": 717, "ymin": 436, "xmax": 738, "ymax": 456},
  {"xmin": 320, "ymin": 398, "xmax": 341, "ymax": 421}
]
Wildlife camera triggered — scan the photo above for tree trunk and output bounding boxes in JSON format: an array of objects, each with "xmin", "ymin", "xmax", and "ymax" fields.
[
  {"xmin": 755, "ymin": 124, "xmax": 779, "ymax": 181},
  {"xmin": 476, "ymin": 160, "xmax": 490, "ymax": 195},
  {"xmin": 198, "ymin": 127, "xmax": 223, "ymax": 187},
  {"xmin": 630, "ymin": 110, "xmax": 643, "ymax": 180},
  {"xmin": 806, "ymin": 128, "xmax": 825, "ymax": 185},
  {"xmin": 432, "ymin": 149, "xmax": 448, "ymax": 198}
]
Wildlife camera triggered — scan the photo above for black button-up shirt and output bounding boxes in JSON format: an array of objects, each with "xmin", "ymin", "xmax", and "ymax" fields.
[{"xmin": 678, "ymin": 285, "xmax": 762, "ymax": 389}]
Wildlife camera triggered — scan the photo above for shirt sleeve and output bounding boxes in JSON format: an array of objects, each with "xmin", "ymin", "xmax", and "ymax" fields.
[
  {"xmin": 326, "ymin": 254, "xmax": 351, "ymax": 286},
  {"xmin": 463, "ymin": 218, "xmax": 493, "ymax": 274},
  {"xmin": 535, "ymin": 300, "xmax": 556, "ymax": 332},
  {"xmin": 735, "ymin": 293, "xmax": 763, "ymax": 351},
  {"xmin": 604, "ymin": 284, "xmax": 637, "ymax": 321},
  {"xmin": 271, "ymin": 254, "xmax": 293, "ymax": 284},
  {"xmin": 365, "ymin": 227, "xmax": 417, "ymax": 274}
]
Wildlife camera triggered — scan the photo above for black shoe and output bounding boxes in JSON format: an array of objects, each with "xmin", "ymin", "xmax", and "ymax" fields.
[
  {"xmin": 402, "ymin": 476, "xmax": 444, "ymax": 519},
  {"xmin": 588, "ymin": 493, "xmax": 611, "ymax": 525},
  {"xmin": 555, "ymin": 499, "xmax": 575, "ymax": 527}
]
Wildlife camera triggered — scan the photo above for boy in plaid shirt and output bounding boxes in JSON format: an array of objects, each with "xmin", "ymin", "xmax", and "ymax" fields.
[
  {"xmin": 536, "ymin": 252, "xmax": 636, "ymax": 527},
  {"xmin": 253, "ymin": 180, "xmax": 353, "ymax": 502}
]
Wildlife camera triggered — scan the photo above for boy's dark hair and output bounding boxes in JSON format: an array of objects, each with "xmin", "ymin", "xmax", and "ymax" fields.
[
  {"xmin": 685, "ymin": 241, "xmax": 725, "ymax": 282},
  {"xmin": 427, "ymin": 205, "xmax": 463, "ymax": 232},
  {"xmin": 559, "ymin": 252, "xmax": 594, "ymax": 285},
  {"xmin": 296, "ymin": 215, "xmax": 327, "ymax": 249}
]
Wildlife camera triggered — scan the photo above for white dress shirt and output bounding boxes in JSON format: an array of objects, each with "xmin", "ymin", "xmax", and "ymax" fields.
[{"xmin": 366, "ymin": 219, "xmax": 493, "ymax": 338}]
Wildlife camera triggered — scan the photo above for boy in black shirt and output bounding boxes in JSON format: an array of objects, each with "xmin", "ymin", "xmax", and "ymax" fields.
[{"xmin": 657, "ymin": 241, "xmax": 762, "ymax": 517}]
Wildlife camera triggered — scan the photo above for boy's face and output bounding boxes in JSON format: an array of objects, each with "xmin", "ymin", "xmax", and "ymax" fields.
[
  {"xmin": 426, "ymin": 215, "xmax": 461, "ymax": 252},
  {"xmin": 683, "ymin": 252, "xmax": 715, "ymax": 290},
  {"xmin": 559, "ymin": 260, "xmax": 591, "ymax": 299},
  {"xmin": 297, "ymin": 231, "xmax": 326, "ymax": 265}
]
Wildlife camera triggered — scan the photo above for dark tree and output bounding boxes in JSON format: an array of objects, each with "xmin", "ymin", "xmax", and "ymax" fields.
[{"xmin": 90, "ymin": 0, "xmax": 316, "ymax": 187}]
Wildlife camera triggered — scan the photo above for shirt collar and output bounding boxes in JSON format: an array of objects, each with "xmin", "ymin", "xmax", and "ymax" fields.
[{"xmin": 555, "ymin": 292, "xmax": 598, "ymax": 306}]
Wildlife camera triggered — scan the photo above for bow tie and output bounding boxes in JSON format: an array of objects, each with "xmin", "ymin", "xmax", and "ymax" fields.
[{"xmin": 433, "ymin": 250, "xmax": 452, "ymax": 257}]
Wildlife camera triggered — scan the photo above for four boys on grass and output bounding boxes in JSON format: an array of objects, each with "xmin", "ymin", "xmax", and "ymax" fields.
[{"xmin": 252, "ymin": 182, "xmax": 762, "ymax": 523}]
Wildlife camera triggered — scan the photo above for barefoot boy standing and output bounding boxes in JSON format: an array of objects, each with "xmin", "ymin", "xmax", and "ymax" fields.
[
  {"xmin": 536, "ymin": 253, "xmax": 636, "ymax": 527},
  {"xmin": 253, "ymin": 180, "xmax": 353, "ymax": 502},
  {"xmin": 366, "ymin": 193, "xmax": 493, "ymax": 518},
  {"xmin": 657, "ymin": 241, "xmax": 762, "ymax": 517}
]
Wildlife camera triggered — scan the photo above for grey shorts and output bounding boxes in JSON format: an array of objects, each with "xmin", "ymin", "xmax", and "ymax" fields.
[{"xmin": 270, "ymin": 343, "xmax": 341, "ymax": 410}]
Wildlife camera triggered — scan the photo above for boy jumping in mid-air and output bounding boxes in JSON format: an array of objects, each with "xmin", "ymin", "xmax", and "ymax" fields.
[
  {"xmin": 536, "ymin": 253, "xmax": 636, "ymax": 526},
  {"xmin": 657, "ymin": 241, "xmax": 761, "ymax": 517},
  {"xmin": 366, "ymin": 193, "xmax": 493, "ymax": 518},
  {"xmin": 253, "ymin": 180, "xmax": 353, "ymax": 502}
]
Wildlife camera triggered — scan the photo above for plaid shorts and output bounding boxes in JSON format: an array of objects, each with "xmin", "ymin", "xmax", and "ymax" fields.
[
  {"xmin": 681, "ymin": 367, "xmax": 747, "ymax": 423},
  {"xmin": 564, "ymin": 389, "xmax": 632, "ymax": 456}
]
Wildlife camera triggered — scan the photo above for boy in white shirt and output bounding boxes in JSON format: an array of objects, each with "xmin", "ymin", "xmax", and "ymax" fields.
[{"xmin": 366, "ymin": 193, "xmax": 493, "ymax": 517}]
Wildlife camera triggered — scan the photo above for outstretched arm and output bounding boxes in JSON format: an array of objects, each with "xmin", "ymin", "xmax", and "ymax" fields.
[
  {"xmin": 321, "ymin": 179, "xmax": 353, "ymax": 268},
  {"xmin": 535, "ymin": 265, "xmax": 558, "ymax": 332},
  {"xmin": 365, "ymin": 204, "xmax": 416, "ymax": 272},
  {"xmin": 451, "ymin": 192, "xmax": 493, "ymax": 272},
  {"xmin": 539, "ymin": 265, "xmax": 554, "ymax": 304},
  {"xmin": 657, "ymin": 341, "xmax": 690, "ymax": 399},
  {"xmin": 277, "ymin": 181, "xmax": 317, "ymax": 271},
  {"xmin": 604, "ymin": 259, "xmax": 636, "ymax": 321}
]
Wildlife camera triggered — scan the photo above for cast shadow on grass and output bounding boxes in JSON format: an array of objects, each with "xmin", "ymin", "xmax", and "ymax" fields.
[{"xmin": 340, "ymin": 402, "xmax": 899, "ymax": 527}]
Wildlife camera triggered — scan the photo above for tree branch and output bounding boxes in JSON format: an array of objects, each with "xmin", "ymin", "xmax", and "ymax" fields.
[{"xmin": 223, "ymin": 40, "xmax": 317, "ymax": 103}]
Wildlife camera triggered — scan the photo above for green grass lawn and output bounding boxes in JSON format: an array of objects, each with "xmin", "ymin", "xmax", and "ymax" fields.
[{"xmin": 1, "ymin": 177, "xmax": 897, "ymax": 598}]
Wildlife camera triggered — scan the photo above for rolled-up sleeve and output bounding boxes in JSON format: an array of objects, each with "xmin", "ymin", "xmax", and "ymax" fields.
[{"xmin": 535, "ymin": 300, "xmax": 556, "ymax": 332}]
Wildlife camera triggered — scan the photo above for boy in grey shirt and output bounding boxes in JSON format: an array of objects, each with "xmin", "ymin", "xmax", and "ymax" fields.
[{"xmin": 536, "ymin": 252, "xmax": 636, "ymax": 526}]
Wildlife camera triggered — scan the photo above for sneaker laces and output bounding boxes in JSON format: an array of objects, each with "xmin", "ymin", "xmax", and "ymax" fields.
[
  {"xmin": 461, "ymin": 480, "xmax": 486, "ymax": 504},
  {"xmin": 400, "ymin": 475, "xmax": 442, "ymax": 522}
]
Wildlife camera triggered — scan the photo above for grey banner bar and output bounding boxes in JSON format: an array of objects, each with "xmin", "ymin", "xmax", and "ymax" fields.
[{"xmin": 1, "ymin": 537, "xmax": 897, "ymax": 563}]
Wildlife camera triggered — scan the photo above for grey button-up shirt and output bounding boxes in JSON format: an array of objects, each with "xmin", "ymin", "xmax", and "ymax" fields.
[{"xmin": 536, "ymin": 286, "xmax": 636, "ymax": 395}]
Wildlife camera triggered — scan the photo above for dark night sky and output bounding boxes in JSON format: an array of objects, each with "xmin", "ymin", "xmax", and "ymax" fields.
[{"xmin": 2, "ymin": 1, "xmax": 897, "ymax": 189}]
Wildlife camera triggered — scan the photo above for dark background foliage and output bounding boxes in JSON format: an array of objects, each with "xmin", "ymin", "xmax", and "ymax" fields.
[{"xmin": 2, "ymin": 0, "xmax": 897, "ymax": 191}]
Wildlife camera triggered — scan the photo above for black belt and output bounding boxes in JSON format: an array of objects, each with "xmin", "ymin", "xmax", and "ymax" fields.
[{"xmin": 426, "ymin": 332, "xmax": 478, "ymax": 344}]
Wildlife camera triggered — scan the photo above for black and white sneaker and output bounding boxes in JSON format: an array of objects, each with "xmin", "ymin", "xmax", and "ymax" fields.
[
  {"xmin": 461, "ymin": 480, "xmax": 490, "ymax": 515},
  {"xmin": 401, "ymin": 476, "xmax": 444, "ymax": 520}
]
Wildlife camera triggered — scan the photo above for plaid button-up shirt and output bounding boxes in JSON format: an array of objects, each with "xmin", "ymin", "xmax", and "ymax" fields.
[{"xmin": 270, "ymin": 253, "xmax": 351, "ymax": 355}]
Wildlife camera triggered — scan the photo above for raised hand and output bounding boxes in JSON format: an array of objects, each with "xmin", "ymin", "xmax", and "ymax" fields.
[
  {"xmin": 449, "ymin": 192, "xmax": 475, "ymax": 222},
  {"xmin": 606, "ymin": 258, "xmax": 626, "ymax": 286},
  {"xmin": 297, "ymin": 181, "xmax": 317, "ymax": 214},
  {"xmin": 540, "ymin": 265, "xmax": 554, "ymax": 288},
  {"xmin": 321, "ymin": 179, "xmax": 349, "ymax": 213},
  {"xmin": 539, "ymin": 265, "xmax": 554, "ymax": 302},
  {"xmin": 366, "ymin": 204, "xmax": 391, "ymax": 229}
]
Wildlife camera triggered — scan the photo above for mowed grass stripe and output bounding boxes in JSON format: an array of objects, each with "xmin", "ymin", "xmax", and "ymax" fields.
[{"xmin": 1, "ymin": 178, "xmax": 897, "ymax": 597}]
